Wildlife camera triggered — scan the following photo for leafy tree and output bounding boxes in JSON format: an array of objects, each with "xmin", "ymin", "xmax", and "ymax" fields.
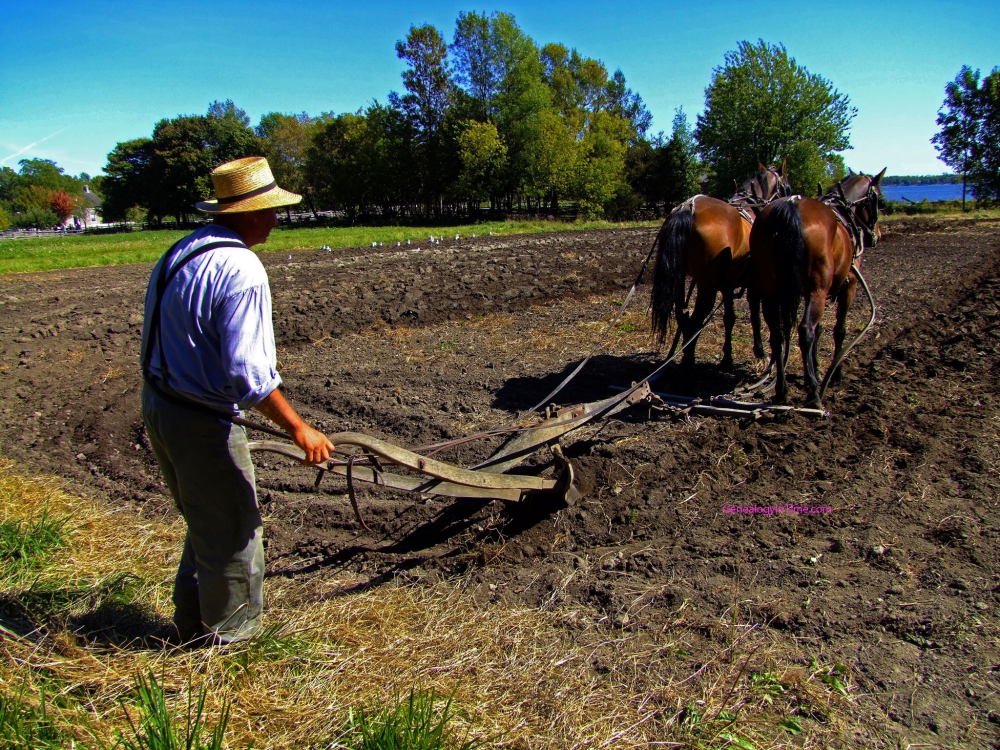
[
  {"xmin": 49, "ymin": 189, "xmax": 75, "ymax": 222},
  {"xmin": 972, "ymin": 69, "xmax": 1000, "ymax": 202},
  {"xmin": 101, "ymin": 138, "xmax": 152, "ymax": 222},
  {"xmin": 389, "ymin": 24, "xmax": 455, "ymax": 213},
  {"xmin": 147, "ymin": 116, "xmax": 214, "ymax": 223},
  {"xmin": 0, "ymin": 166, "xmax": 17, "ymax": 204},
  {"xmin": 206, "ymin": 100, "xmax": 264, "ymax": 164},
  {"xmin": 17, "ymin": 158, "xmax": 63, "ymax": 190},
  {"xmin": 257, "ymin": 112, "xmax": 323, "ymax": 218},
  {"xmin": 931, "ymin": 66, "xmax": 983, "ymax": 209},
  {"xmin": 696, "ymin": 40, "xmax": 855, "ymax": 196},
  {"xmin": 605, "ymin": 69, "xmax": 652, "ymax": 141},
  {"xmin": 455, "ymin": 119, "xmax": 507, "ymax": 208}
]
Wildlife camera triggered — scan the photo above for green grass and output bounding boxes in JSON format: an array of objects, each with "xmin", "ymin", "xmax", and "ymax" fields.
[
  {"xmin": 336, "ymin": 687, "xmax": 480, "ymax": 750},
  {"xmin": 0, "ymin": 686, "xmax": 64, "ymax": 750},
  {"xmin": 0, "ymin": 219, "xmax": 659, "ymax": 275},
  {"xmin": 0, "ymin": 510, "xmax": 67, "ymax": 575},
  {"xmin": 116, "ymin": 671, "xmax": 229, "ymax": 750}
]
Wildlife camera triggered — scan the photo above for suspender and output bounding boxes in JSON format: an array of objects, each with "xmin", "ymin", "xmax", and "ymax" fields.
[{"xmin": 142, "ymin": 238, "xmax": 248, "ymax": 417}]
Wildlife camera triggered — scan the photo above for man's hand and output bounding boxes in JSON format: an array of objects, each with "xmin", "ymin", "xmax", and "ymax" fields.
[
  {"xmin": 290, "ymin": 423, "xmax": 335, "ymax": 465},
  {"xmin": 253, "ymin": 388, "xmax": 335, "ymax": 466}
]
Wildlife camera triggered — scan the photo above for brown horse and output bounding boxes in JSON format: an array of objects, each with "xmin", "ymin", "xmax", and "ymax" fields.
[
  {"xmin": 651, "ymin": 163, "xmax": 790, "ymax": 370},
  {"xmin": 750, "ymin": 169, "xmax": 886, "ymax": 407}
]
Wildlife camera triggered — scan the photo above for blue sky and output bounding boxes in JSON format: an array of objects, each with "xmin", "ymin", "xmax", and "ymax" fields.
[{"xmin": 1, "ymin": 0, "xmax": 996, "ymax": 178}]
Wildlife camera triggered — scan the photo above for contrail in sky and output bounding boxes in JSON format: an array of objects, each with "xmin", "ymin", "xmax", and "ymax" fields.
[{"xmin": 0, "ymin": 127, "xmax": 70, "ymax": 166}]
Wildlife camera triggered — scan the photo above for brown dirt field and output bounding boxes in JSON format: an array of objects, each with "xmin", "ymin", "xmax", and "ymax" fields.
[{"xmin": 2, "ymin": 223, "xmax": 1000, "ymax": 746}]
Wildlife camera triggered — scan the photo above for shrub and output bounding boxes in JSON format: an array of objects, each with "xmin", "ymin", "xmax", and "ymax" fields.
[{"xmin": 11, "ymin": 208, "xmax": 59, "ymax": 229}]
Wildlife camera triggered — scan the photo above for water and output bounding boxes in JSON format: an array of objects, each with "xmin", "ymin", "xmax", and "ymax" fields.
[{"xmin": 881, "ymin": 183, "xmax": 965, "ymax": 203}]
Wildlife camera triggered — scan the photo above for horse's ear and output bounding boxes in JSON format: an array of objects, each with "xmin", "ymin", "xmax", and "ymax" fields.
[
  {"xmin": 817, "ymin": 182, "xmax": 823, "ymax": 197},
  {"xmin": 780, "ymin": 159, "xmax": 787, "ymax": 175},
  {"xmin": 873, "ymin": 167, "xmax": 887, "ymax": 186},
  {"xmin": 759, "ymin": 161, "xmax": 766, "ymax": 171}
]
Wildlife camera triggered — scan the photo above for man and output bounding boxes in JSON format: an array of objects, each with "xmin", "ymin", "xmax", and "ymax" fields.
[{"xmin": 140, "ymin": 156, "xmax": 334, "ymax": 645}]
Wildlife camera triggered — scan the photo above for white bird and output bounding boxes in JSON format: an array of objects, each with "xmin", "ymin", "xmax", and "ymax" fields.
[
  {"xmin": 454, "ymin": 234, "xmax": 459, "ymax": 240},
  {"xmin": 488, "ymin": 231, "xmax": 493, "ymax": 236},
  {"xmin": 287, "ymin": 254, "xmax": 292, "ymax": 260},
  {"xmin": 471, "ymin": 233, "xmax": 476, "ymax": 238},
  {"xmin": 406, "ymin": 239, "xmax": 411, "ymax": 245}
]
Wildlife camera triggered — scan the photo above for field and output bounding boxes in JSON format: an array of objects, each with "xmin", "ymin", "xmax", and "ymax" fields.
[
  {"xmin": 1, "ymin": 215, "xmax": 999, "ymax": 747},
  {"xmin": 0, "ymin": 219, "xmax": 659, "ymax": 274}
]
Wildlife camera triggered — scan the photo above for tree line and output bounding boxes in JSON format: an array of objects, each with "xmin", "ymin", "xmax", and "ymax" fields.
[
  {"xmin": 932, "ymin": 65, "xmax": 1000, "ymax": 208},
  {"xmin": 0, "ymin": 159, "xmax": 95, "ymax": 230},
  {"xmin": 92, "ymin": 20, "xmax": 861, "ymax": 226}
]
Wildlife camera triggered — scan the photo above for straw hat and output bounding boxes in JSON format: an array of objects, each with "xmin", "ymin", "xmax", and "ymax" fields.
[{"xmin": 195, "ymin": 156, "xmax": 302, "ymax": 213}]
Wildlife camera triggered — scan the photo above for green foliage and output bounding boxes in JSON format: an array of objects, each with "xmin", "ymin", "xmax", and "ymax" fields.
[
  {"xmin": 931, "ymin": 65, "xmax": 1000, "ymax": 205},
  {"xmin": 0, "ymin": 209, "xmax": 9, "ymax": 231},
  {"xmin": 101, "ymin": 102, "xmax": 262, "ymax": 224},
  {"xmin": 337, "ymin": 687, "xmax": 479, "ymax": 750},
  {"xmin": 696, "ymin": 39, "xmax": 855, "ymax": 197},
  {"xmin": 455, "ymin": 120, "xmax": 507, "ymax": 204},
  {"xmin": 11, "ymin": 208, "xmax": 59, "ymax": 230},
  {"xmin": 116, "ymin": 671, "xmax": 229, "ymax": 750},
  {"xmin": 0, "ymin": 686, "xmax": 64, "ymax": 749},
  {"xmin": 972, "ymin": 69, "xmax": 1000, "ymax": 202}
]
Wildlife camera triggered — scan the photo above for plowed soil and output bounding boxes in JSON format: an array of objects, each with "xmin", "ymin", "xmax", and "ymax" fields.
[{"xmin": 2, "ymin": 223, "xmax": 1000, "ymax": 747}]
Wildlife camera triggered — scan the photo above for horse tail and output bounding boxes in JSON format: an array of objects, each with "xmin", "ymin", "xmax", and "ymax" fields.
[
  {"xmin": 651, "ymin": 205, "xmax": 693, "ymax": 344},
  {"xmin": 767, "ymin": 199, "xmax": 806, "ymax": 326}
]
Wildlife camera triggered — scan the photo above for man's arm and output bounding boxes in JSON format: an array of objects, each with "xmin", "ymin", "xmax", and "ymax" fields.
[{"xmin": 254, "ymin": 388, "xmax": 334, "ymax": 465}]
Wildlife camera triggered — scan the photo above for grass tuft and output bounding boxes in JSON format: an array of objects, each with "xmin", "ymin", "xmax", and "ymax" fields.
[
  {"xmin": 0, "ymin": 686, "xmax": 64, "ymax": 749},
  {"xmin": 116, "ymin": 671, "xmax": 229, "ymax": 750},
  {"xmin": 0, "ymin": 510, "xmax": 67, "ymax": 574},
  {"xmin": 334, "ymin": 686, "xmax": 479, "ymax": 750}
]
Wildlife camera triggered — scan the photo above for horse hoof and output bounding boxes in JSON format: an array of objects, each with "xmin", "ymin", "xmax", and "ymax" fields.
[
  {"xmin": 721, "ymin": 355, "xmax": 734, "ymax": 371},
  {"xmin": 753, "ymin": 346, "xmax": 765, "ymax": 360}
]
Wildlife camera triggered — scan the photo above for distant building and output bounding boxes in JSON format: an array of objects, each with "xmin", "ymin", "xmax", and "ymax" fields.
[{"xmin": 80, "ymin": 185, "xmax": 101, "ymax": 226}]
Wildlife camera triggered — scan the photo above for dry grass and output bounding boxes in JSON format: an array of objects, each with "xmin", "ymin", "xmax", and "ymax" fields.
[{"xmin": 0, "ymin": 461, "xmax": 883, "ymax": 749}]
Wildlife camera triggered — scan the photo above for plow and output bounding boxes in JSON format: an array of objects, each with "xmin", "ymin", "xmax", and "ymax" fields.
[{"xmin": 241, "ymin": 227, "xmax": 876, "ymax": 529}]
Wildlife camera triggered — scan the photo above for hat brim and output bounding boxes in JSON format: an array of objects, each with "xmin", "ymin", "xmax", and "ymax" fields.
[{"xmin": 196, "ymin": 186, "xmax": 303, "ymax": 214}]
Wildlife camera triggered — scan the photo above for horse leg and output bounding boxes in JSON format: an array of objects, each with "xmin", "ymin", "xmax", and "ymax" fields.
[
  {"xmin": 762, "ymin": 298, "xmax": 787, "ymax": 403},
  {"xmin": 721, "ymin": 290, "xmax": 736, "ymax": 370},
  {"xmin": 681, "ymin": 286, "xmax": 718, "ymax": 370},
  {"xmin": 748, "ymin": 285, "xmax": 765, "ymax": 359},
  {"xmin": 829, "ymin": 274, "xmax": 858, "ymax": 386},
  {"xmin": 798, "ymin": 293, "xmax": 827, "ymax": 408}
]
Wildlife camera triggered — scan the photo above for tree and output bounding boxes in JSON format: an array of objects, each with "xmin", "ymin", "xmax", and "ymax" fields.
[
  {"xmin": 101, "ymin": 138, "xmax": 152, "ymax": 222},
  {"xmin": 206, "ymin": 100, "xmax": 263, "ymax": 164},
  {"xmin": 931, "ymin": 66, "xmax": 983, "ymax": 209},
  {"xmin": 257, "ymin": 112, "xmax": 323, "ymax": 218},
  {"xmin": 972, "ymin": 69, "xmax": 1000, "ymax": 202},
  {"xmin": 17, "ymin": 158, "xmax": 63, "ymax": 190},
  {"xmin": 455, "ymin": 119, "xmax": 507, "ymax": 208},
  {"xmin": 695, "ymin": 40, "xmax": 855, "ymax": 196},
  {"xmin": 389, "ymin": 24, "xmax": 455, "ymax": 213},
  {"xmin": 49, "ymin": 189, "xmax": 75, "ymax": 223}
]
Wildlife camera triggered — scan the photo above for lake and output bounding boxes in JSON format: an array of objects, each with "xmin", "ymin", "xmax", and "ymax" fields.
[{"xmin": 881, "ymin": 183, "xmax": 965, "ymax": 202}]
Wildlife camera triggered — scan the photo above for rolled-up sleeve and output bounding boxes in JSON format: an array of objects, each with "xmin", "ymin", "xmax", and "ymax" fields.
[{"xmin": 216, "ymin": 284, "xmax": 282, "ymax": 410}]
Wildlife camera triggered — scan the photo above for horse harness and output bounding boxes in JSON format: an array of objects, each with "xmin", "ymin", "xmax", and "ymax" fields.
[{"xmin": 782, "ymin": 189, "xmax": 879, "ymax": 261}]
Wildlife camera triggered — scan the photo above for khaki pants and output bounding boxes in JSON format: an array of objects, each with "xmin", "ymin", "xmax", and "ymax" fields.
[{"xmin": 141, "ymin": 385, "xmax": 264, "ymax": 644}]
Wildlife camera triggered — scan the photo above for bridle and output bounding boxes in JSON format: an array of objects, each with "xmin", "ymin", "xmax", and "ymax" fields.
[
  {"xmin": 822, "ymin": 178, "xmax": 884, "ymax": 257},
  {"xmin": 729, "ymin": 167, "xmax": 792, "ymax": 221}
]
